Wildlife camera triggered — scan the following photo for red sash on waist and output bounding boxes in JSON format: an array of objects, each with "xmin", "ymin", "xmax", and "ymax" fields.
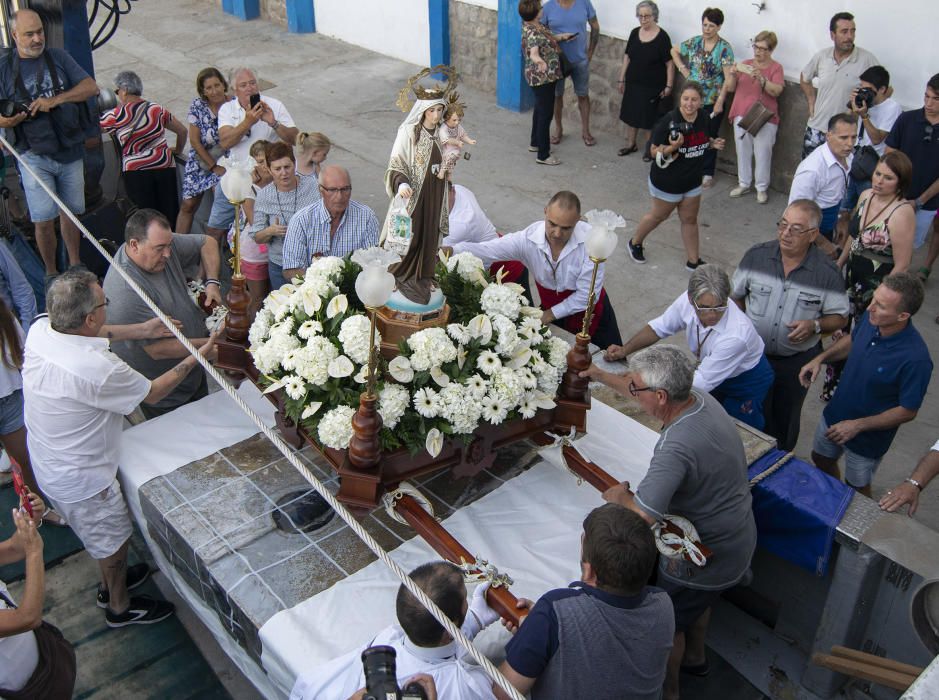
[{"xmin": 535, "ymin": 282, "xmax": 607, "ymax": 337}]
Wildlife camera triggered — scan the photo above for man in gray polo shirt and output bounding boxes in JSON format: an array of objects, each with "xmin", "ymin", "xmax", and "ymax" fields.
[
  {"xmin": 731, "ymin": 199, "xmax": 849, "ymax": 451},
  {"xmin": 104, "ymin": 208, "xmax": 221, "ymax": 418},
  {"xmin": 582, "ymin": 345, "xmax": 756, "ymax": 700}
]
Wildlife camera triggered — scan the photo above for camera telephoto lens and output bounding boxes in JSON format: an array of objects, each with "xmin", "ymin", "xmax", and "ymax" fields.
[{"xmin": 361, "ymin": 645, "xmax": 402, "ymax": 700}]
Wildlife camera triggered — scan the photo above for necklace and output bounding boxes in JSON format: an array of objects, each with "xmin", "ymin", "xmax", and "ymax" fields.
[
  {"xmin": 275, "ymin": 182, "xmax": 299, "ymax": 224},
  {"xmin": 694, "ymin": 323, "xmax": 714, "ymax": 361},
  {"xmin": 861, "ymin": 193, "xmax": 899, "ymax": 233}
]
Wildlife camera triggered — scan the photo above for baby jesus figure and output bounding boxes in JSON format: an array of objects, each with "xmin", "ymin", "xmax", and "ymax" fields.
[{"xmin": 437, "ymin": 103, "xmax": 477, "ymax": 179}]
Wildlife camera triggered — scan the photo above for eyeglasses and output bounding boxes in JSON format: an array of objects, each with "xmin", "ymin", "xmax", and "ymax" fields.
[
  {"xmin": 319, "ymin": 185, "xmax": 352, "ymax": 194},
  {"xmin": 777, "ymin": 220, "xmax": 817, "ymax": 236},
  {"xmin": 94, "ymin": 298, "xmax": 110, "ymax": 309},
  {"xmin": 752, "ymin": 44, "xmax": 770, "ymax": 51},
  {"xmin": 691, "ymin": 299, "xmax": 728, "ymax": 313},
  {"xmin": 628, "ymin": 380, "xmax": 658, "ymax": 397},
  {"xmin": 925, "ymin": 124, "xmax": 934, "ymax": 143},
  {"xmin": 637, "ymin": 13, "xmax": 654, "ymax": 19}
]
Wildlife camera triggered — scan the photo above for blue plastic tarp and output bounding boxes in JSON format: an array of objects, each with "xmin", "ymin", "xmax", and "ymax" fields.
[{"xmin": 748, "ymin": 449, "xmax": 854, "ymax": 576}]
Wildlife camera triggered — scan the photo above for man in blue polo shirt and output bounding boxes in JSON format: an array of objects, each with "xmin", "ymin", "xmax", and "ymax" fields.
[
  {"xmin": 497, "ymin": 504, "xmax": 674, "ymax": 700},
  {"xmin": 799, "ymin": 273, "xmax": 933, "ymax": 496}
]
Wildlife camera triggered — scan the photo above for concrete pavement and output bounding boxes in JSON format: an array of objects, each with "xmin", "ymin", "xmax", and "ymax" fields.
[{"xmin": 96, "ymin": 0, "xmax": 939, "ymax": 528}]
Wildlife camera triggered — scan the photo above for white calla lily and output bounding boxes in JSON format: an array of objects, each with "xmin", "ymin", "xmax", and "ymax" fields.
[
  {"xmin": 327, "ymin": 355, "xmax": 354, "ymax": 378},
  {"xmin": 467, "ymin": 314, "xmax": 493, "ymax": 344},
  {"xmin": 300, "ymin": 285, "xmax": 322, "ymax": 315},
  {"xmin": 456, "ymin": 345, "xmax": 467, "ymax": 370},
  {"xmin": 262, "ymin": 377, "xmax": 287, "ymax": 394},
  {"xmin": 326, "ymin": 294, "xmax": 349, "ymax": 319},
  {"xmin": 430, "ymin": 366, "xmax": 451, "ymax": 387},
  {"xmin": 532, "ymin": 392, "xmax": 557, "ymax": 410},
  {"xmin": 508, "ymin": 347, "xmax": 533, "ymax": 369},
  {"xmin": 300, "ymin": 402, "xmax": 323, "ymax": 420},
  {"xmin": 425, "ymin": 428, "xmax": 444, "ymax": 458},
  {"xmin": 388, "ymin": 355, "xmax": 414, "ymax": 383}
]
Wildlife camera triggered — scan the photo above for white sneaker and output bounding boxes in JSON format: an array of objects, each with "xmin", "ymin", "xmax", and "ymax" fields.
[
  {"xmin": 729, "ymin": 186, "xmax": 751, "ymax": 198},
  {"xmin": 702, "ymin": 175, "xmax": 714, "ymax": 189},
  {"xmin": 756, "ymin": 191, "xmax": 768, "ymax": 204},
  {"xmin": 0, "ymin": 449, "xmax": 10, "ymax": 473}
]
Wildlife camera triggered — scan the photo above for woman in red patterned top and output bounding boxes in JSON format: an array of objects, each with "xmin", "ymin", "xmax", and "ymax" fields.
[{"xmin": 100, "ymin": 70, "xmax": 188, "ymax": 224}]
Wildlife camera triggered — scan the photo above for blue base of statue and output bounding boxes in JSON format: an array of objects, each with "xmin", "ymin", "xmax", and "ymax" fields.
[{"xmin": 385, "ymin": 289, "xmax": 446, "ymax": 315}]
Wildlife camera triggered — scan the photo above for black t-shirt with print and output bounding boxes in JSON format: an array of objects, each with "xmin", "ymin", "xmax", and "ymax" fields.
[{"xmin": 649, "ymin": 109, "xmax": 710, "ymax": 195}]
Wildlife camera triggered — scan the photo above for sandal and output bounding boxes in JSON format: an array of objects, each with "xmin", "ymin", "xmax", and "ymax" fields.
[
  {"xmin": 42, "ymin": 509, "xmax": 69, "ymax": 528},
  {"xmin": 550, "ymin": 131, "xmax": 563, "ymax": 145},
  {"xmin": 918, "ymin": 266, "xmax": 931, "ymax": 283},
  {"xmin": 618, "ymin": 145, "xmax": 638, "ymax": 157},
  {"xmin": 583, "ymin": 134, "xmax": 597, "ymax": 147},
  {"xmin": 642, "ymin": 154, "xmax": 652, "ymax": 163}
]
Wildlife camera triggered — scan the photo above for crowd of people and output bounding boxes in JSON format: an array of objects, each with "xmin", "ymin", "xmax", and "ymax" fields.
[{"xmin": 0, "ymin": 2, "xmax": 937, "ymax": 698}]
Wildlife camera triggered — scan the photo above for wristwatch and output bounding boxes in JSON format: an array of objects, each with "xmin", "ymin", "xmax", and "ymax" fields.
[
  {"xmin": 906, "ymin": 477, "xmax": 923, "ymax": 491},
  {"xmin": 813, "ymin": 320, "xmax": 822, "ymax": 335}
]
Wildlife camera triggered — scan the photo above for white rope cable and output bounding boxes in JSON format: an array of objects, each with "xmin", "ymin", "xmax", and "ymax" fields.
[{"xmin": 0, "ymin": 134, "xmax": 524, "ymax": 700}]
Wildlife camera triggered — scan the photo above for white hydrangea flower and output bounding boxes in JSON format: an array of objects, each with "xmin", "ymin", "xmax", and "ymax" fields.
[
  {"xmin": 248, "ymin": 308, "xmax": 273, "ymax": 348},
  {"xmin": 437, "ymin": 383, "xmax": 482, "ymax": 433},
  {"xmin": 477, "ymin": 350, "xmax": 501, "ymax": 375},
  {"xmin": 308, "ymin": 256, "xmax": 346, "ymax": 281},
  {"xmin": 445, "ymin": 252, "xmax": 485, "ymax": 282},
  {"xmin": 317, "ymin": 405, "xmax": 356, "ymax": 449},
  {"xmin": 294, "ymin": 337, "xmax": 338, "ymax": 385},
  {"xmin": 413, "ymin": 387, "xmax": 439, "ymax": 418},
  {"xmin": 388, "ymin": 355, "xmax": 415, "ymax": 383},
  {"xmin": 547, "ymin": 336, "xmax": 570, "ymax": 368},
  {"xmin": 338, "ymin": 315, "xmax": 378, "ymax": 364},
  {"xmin": 407, "ymin": 328, "xmax": 457, "ymax": 371},
  {"xmin": 378, "ymin": 384, "xmax": 409, "ymax": 429},
  {"xmin": 491, "ymin": 314, "xmax": 520, "ymax": 355},
  {"xmin": 491, "ymin": 366, "xmax": 524, "ymax": 406},
  {"xmin": 480, "ymin": 284, "xmax": 522, "ymax": 321}
]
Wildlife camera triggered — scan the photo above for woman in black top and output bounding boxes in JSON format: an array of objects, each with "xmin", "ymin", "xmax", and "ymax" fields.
[
  {"xmin": 627, "ymin": 81, "xmax": 725, "ymax": 269},
  {"xmin": 617, "ymin": 1, "xmax": 674, "ymax": 156}
]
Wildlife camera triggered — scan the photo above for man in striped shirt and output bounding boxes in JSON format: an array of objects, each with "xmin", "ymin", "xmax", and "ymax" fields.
[{"xmin": 282, "ymin": 165, "xmax": 379, "ymax": 279}]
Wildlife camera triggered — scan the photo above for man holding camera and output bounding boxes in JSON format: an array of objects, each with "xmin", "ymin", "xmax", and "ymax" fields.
[
  {"xmin": 290, "ymin": 561, "xmax": 500, "ymax": 700},
  {"xmin": 0, "ymin": 9, "xmax": 99, "ymax": 282}
]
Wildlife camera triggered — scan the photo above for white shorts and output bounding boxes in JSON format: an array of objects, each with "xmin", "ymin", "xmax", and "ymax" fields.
[{"xmin": 49, "ymin": 479, "xmax": 133, "ymax": 560}]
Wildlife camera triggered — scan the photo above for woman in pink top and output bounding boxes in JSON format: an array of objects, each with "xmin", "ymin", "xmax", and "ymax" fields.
[{"xmin": 727, "ymin": 31, "xmax": 784, "ymax": 204}]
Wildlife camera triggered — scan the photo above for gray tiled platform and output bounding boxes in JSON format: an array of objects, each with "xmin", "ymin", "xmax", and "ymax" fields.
[{"xmin": 139, "ymin": 434, "xmax": 539, "ymax": 663}]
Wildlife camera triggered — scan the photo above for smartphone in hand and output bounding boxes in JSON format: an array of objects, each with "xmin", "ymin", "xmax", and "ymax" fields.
[
  {"xmin": 249, "ymin": 93, "xmax": 261, "ymax": 109},
  {"xmin": 10, "ymin": 458, "xmax": 33, "ymax": 517}
]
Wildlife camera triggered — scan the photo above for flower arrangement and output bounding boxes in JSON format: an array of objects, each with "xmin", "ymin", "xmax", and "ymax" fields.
[{"xmin": 247, "ymin": 249, "xmax": 570, "ymax": 457}]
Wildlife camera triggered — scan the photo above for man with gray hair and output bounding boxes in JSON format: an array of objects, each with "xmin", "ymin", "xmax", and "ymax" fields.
[
  {"xmin": 581, "ymin": 344, "xmax": 757, "ymax": 700},
  {"xmin": 22, "ymin": 270, "xmax": 217, "ymax": 627},
  {"xmin": 206, "ymin": 66, "xmax": 298, "ymax": 241},
  {"xmin": 605, "ymin": 264, "xmax": 773, "ymax": 429}
]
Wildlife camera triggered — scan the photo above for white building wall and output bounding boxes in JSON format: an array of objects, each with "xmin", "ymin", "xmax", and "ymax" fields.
[
  {"xmin": 314, "ymin": 0, "xmax": 430, "ymax": 67},
  {"xmin": 584, "ymin": 0, "xmax": 933, "ymax": 108}
]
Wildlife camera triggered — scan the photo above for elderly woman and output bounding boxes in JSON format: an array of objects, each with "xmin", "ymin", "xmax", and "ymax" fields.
[
  {"xmin": 671, "ymin": 7, "xmax": 734, "ymax": 187},
  {"xmin": 605, "ymin": 264, "xmax": 773, "ymax": 429},
  {"xmin": 727, "ymin": 32, "xmax": 784, "ymax": 203},
  {"xmin": 617, "ymin": 1, "xmax": 674, "ymax": 157},
  {"xmin": 100, "ymin": 70, "xmax": 187, "ymax": 224},
  {"xmin": 177, "ymin": 67, "xmax": 229, "ymax": 234},
  {"xmin": 519, "ymin": 0, "xmax": 564, "ymax": 166}
]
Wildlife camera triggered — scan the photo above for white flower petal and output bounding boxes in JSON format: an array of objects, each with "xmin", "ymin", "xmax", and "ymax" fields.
[
  {"xmin": 326, "ymin": 294, "xmax": 349, "ymax": 319},
  {"xmin": 426, "ymin": 428, "xmax": 444, "ymax": 458},
  {"xmin": 301, "ymin": 402, "xmax": 323, "ymax": 419},
  {"xmin": 262, "ymin": 377, "xmax": 286, "ymax": 394},
  {"xmin": 430, "ymin": 366, "xmax": 451, "ymax": 387},
  {"xmin": 389, "ymin": 355, "xmax": 415, "ymax": 383},
  {"xmin": 327, "ymin": 355, "xmax": 354, "ymax": 378},
  {"xmin": 467, "ymin": 314, "xmax": 493, "ymax": 344}
]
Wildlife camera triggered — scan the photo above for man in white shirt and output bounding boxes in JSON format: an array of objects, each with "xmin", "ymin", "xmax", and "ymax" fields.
[
  {"xmin": 206, "ymin": 66, "xmax": 299, "ymax": 241},
  {"xmin": 799, "ymin": 11, "xmax": 878, "ymax": 158},
  {"xmin": 22, "ymin": 270, "xmax": 217, "ymax": 627},
  {"xmin": 605, "ymin": 264, "xmax": 773, "ymax": 430},
  {"xmin": 789, "ymin": 113, "xmax": 856, "ymax": 250},
  {"xmin": 450, "ymin": 190, "xmax": 622, "ymax": 349},
  {"xmin": 290, "ymin": 561, "xmax": 499, "ymax": 700}
]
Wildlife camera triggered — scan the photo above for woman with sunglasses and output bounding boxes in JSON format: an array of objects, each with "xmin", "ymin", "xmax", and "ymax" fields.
[{"xmin": 604, "ymin": 264, "xmax": 773, "ymax": 429}]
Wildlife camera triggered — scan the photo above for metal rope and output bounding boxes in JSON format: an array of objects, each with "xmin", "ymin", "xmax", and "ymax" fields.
[{"xmin": 0, "ymin": 134, "xmax": 524, "ymax": 700}]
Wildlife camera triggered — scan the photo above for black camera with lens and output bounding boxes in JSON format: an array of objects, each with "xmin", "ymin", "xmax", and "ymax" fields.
[
  {"xmin": 0, "ymin": 99, "xmax": 33, "ymax": 120},
  {"xmin": 361, "ymin": 646, "xmax": 427, "ymax": 700},
  {"xmin": 853, "ymin": 87, "xmax": 876, "ymax": 110},
  {"xmin": 668, "ymin": 120, "xmax": 693, "ymax": 142}
]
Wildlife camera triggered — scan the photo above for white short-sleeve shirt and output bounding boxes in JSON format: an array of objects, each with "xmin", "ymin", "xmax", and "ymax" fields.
[
  {"xmin": 443, "ymin": 185, "xmax": 499, "ymax": 247},
  {"xmin": 648, "ymin": 292, "xmax": 765, "ymax": 392},
  {"xmin": 218, "ymin": 94, "xmax": 296, "ymax": 162},
  {"xmin": 0, "ymin": 580, "xmax": 39, "ymax": 692},
  {"xmin": 22, "ymin": 317, "xmax": 151, "ymax": 503}
]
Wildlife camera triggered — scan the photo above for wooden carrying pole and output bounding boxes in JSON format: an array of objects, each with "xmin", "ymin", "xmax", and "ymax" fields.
[
  {"xmin": 811, "ymin": 646, "xmax": 923, "ymax": 692},
  {"xmin": 393, "ymin": 494, "xmax": 524, "ymax": 626}
]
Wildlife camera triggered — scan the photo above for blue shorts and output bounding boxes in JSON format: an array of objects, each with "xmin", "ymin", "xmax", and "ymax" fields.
[
  {"xmin": 648, "ymin": 177, "xmax": 702, "ymax": 203},
  {"xmin": 555, "ymin": 58, "xmax": 590, "ymax": 97},
  {"xmin": 18, "ymin": 152, "xmax": 85, "ymax": 222},
  {"xmin": 812, "ymin": 415, "xmax": 883, "ymax": 488},
  {"xmin": 268, "ymin": 260, "xmax": 287, "ymax": 290},
  {"xmin": 207, "ymin": 182, "xmax": 236, "ymax": 230},
  {"xmin": 0, "ymin": 389, "xmax": 24, "ymax": 434}
]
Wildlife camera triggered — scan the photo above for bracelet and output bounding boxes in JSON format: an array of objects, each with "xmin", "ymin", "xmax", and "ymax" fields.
[
  {"xmin": 271, "ymin": 120, "xmax": 280, "ymax": 130},
  {"xmin": 906, "ymin": 477, "xmax": 923, "ymax": 491},
  {"xmin": 205, "ymin": 278, "xmax": 220, "ymax": 287}
]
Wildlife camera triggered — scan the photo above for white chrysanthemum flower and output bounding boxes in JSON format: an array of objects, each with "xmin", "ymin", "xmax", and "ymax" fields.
[
  {"xmin": 388, "ymin": 355, "xmax": 415, "ymax": 383},
  {"xmin": 480, "ymin": 284, "xmax": 522, "ymax": 321},
  {"xmin": 481, "ymin": 394, "xmax": 509, "ymax": 424},
  {"xmin": 283, "ymin": 375, "xmax": 307, "ymax": 401},
  {"xmin": 328, "ymin": 355, "xmax": 354, "ymax": 378},
  {"xmin": 378, "ymin": 384, "xmax": 409, "ymax": 429},
  {"xmin": 338, "ymin": 315, "xmax": 378, "ymax": 364},
  {"xmin": 425, "ymin": 428, "xmax": 444, "ymax": 457},
  {"xmin": 447, "ymin": 323, "xmax": 472, "ymax": 345},
  {"xmin": 248, "ymin": 308, "xmax": 274, "ymax": 348},
  {"xmin": 520, "ymin": 367, "xmax": 538, "ymax": 390},
  {"xmin": 477, "ymin": 350, "xmax": 501, "ymax": 375},
  {"xmin": 465, "ymin": 374, "xmax": 488, "ymax": 398},
  {"xmin": 518, "ymin": 394, "xmax": 537, "ymax": 419},
  {"xmin": 298, "ymin": 319, "xmax": 323, "ymax": 340},
  {"xmin": 413, "ymin": 387, "xmax": 439, "ymax": 418},
  {"xmin": 317, "ymin": 405, "xmax": 356, "ymax": 449}
]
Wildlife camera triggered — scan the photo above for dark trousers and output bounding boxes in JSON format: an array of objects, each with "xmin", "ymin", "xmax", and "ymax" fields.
[
  {"xmin": 549, "ymin": 295, "xmax": 623, "ymax": 350},
  {"xmin": 701, "ymin": 103, "xmax": 724, "ymax": 177},
  {"xmin": 140, "ymin": 370, "xmax": 208, "ymax": 420},
  {"xmin": 764, "ymin": 344, "xmax": 821, "ymax": 452},
  {"xmin": 530, "ymin": 81, "xmax": 557, "ymax": 161},
  {"xmin": 123, "ymin": 166, "xmax": 180, "ymax": 225}
]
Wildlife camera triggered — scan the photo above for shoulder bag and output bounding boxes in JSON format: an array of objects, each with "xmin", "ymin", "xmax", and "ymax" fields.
[
  {"xmin": 850, "ymin": 122, "xmax": 880, "ymax": 181},
  {"xmin": 737, "ymin": 69, "xmax": 775, "ymax": 137}
]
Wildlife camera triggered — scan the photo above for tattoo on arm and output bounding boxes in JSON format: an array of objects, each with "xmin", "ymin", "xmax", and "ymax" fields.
[{"xmin": 173, "ymin": 363, "xmax": 190, "ymax": 377}]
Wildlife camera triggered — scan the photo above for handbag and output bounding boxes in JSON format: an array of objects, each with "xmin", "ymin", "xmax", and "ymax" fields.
[
  {"xmin": 738, "ymin": 99, "xmax": 774, "ymax": 137},
  {"xmin": 850, "ymin": 123, "xmax": 880, "ymax": 181},
  {"xmin": 194, "ymin": 143, "xmax": 226, "ymax": 172}
]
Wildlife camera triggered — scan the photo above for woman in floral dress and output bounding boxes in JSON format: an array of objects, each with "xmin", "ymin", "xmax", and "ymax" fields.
[{"xmin": 520, "ymin": 0, "xmax": 564, "ymax": 166}]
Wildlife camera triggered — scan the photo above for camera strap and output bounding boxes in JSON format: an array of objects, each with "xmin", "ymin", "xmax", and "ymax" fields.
[{"xmin": 11, "ymin": 51, "xmax": 62, "ymax": 103}]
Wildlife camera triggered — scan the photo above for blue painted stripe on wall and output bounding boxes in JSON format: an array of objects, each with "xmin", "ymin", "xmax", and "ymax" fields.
[
  {"xmin": 222, "ymin": 0, "xmax": 235, "ymax": 14},
  {"xmin": 231, "ymin": 0, "xmax": 260, "ymax": 20},
  {"xmin": 286, "ymin": 0, "xmax": 316, "ymax": 33},
  {"xmin": 496, "ymin": 0, "xmax": 533, "ymax": 111},
  {"xmin": 428, "ymin": 0, "xmax": 450, "ymax": 67}
]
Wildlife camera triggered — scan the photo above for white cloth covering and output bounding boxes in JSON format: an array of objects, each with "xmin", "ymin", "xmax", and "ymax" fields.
[
  {"xmin": 23, "ymin": 317, "xmax": 151, "ymax": 504},
  {"xmin": 788, "ymin": 142, "xmax": 850, "ymax": 209},
  {"xmin": 648, "ymin": 292, "xmax": 765, "ymax": 393},
  {"xmin": 0, "ymin": 580, "xmax": 39, "ymax": 693},
  {"xmin": 218, "ymin": 94, "xmax": 296, "ymax": 162},
  {"xmin": 443, "ymin": 184, "xmax": 498, "ymax": 247},
  {"xmin": 453, "ymin": 220, "xmax": 601, "ymax": 321},
  {"xmin": 289, "ymin": 625, "xmax": 496, "ymax": 700}
]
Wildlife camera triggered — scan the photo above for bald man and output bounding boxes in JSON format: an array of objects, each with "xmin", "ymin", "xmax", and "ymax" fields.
[{"xmin": 281, "ymin": 165, "xmax": 379, "ymax": 281}]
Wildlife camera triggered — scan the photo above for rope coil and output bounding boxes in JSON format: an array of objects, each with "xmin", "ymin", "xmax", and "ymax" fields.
[
  {"xmin": 0, "ymin": 134, "xmax": 524, "ymax": 700},
  {"xmin": 381, "ymin": 481, "xmax": 436, "ymax": 525}
]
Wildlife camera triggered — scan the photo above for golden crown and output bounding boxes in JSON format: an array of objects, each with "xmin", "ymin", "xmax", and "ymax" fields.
[{"xmin": 396, "ymin": 65, "xmax": 460, "ymax": 112}]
